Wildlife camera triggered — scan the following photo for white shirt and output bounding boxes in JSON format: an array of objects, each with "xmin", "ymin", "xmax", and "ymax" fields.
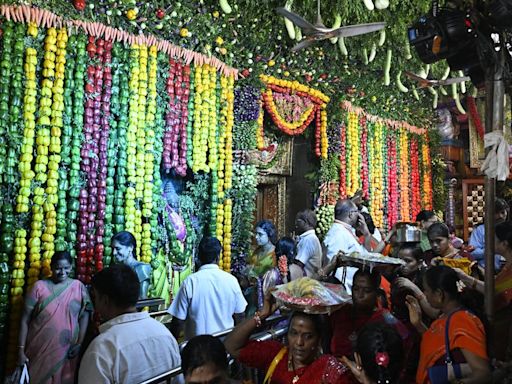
[
  {"xmin": 323, "ymin": 220, "xmax": 367, "ymax": 294},
  {"xmin": 295, "ymin": 230, "xmax": 323, "ymax": 278},
  {"xmin": 78, "ymin": 312, "xmax": 181, "ymax": 384},
  {"xmin": 168, "ymin": 264, "xmax": 247, "ymax": 340}
]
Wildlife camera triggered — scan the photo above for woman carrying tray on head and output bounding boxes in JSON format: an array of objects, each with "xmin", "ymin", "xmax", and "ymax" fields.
[{"xmin": 224, "ymin": 292, "xmax": 357, "ymax": 384}]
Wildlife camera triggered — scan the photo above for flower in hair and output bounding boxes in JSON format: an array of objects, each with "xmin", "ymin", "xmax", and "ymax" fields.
[{"xmin": 375, "ymin": 352, "xmax": 390, "ymax": 368}]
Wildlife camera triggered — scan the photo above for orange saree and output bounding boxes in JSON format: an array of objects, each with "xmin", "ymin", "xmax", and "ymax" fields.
[{"xmin": 416, "ymin": 310, "xmax": 488, "ymax": 384}]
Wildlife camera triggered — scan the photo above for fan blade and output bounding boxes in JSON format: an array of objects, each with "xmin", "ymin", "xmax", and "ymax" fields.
[
  {"xmin": 404, "ymin": 71, "xmax": 428, "ymax": 82},
  {"xmin": 291, "ymin": 38, "xmax": 316, "ymax": 52},
  {"xmin": 331, "ymin": 22, "xmax": 386, "ymax": 38},
  {"xmin": 276, "ymin": 7, "xmax": 316, "ymax": 33},
  {"xmin": 404, "ymin": 71, "xmax": 434, "ymax": 88},
  {"xmin": 440, "ymin": 76, "xmax": 471, "ymax": 86}
]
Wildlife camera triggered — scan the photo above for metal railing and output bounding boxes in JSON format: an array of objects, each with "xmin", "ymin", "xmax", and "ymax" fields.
[{"xmin": 139, "ymin": 315, "xmax": 288, "ymax": 384}]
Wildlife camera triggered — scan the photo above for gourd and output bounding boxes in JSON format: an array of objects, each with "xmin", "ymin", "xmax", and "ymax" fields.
[
  {"xmin": 368, "ymin": 43, "xmax": 376, "ymax": 62},
  {"xmin": 362, "ymin": 0, "xmax": 375, "ymax": 11},
  {"xmin": 338, "ymin": 37, "xmax": 348, "ymax": 56},
  {"xmin": 283, "ymin": 0, "xmax": 296, "ymax": 40},
  {"xmin": 452, "ymin": 83, "xmax": 466, "ymax": 114},
  {"xmin": 383, "ymin": 49, "xmax": 392, "ymax": 86},
  {"xmin": 404, "ymin": 41, "xmax": 412, "ymax": 60},
  {"xmin": 374, "ymin": 0, "xmax": 389, "ymax": 9},
  {"xmin": 378, "ymin": 29, "xmax": 386, "ymax": 46},
  {"xmin": 219, "ymin": 0, "xmax": 232, "ymax": 14},
  {"xmin": 412, "ymin": 88, "xmax": 420, "ymax": 101},
  {"xmin": 396, "ymin": 70, "xmax": 408, "ymax": 92},
  {"xmin": 295, "ymin": 26, "xmax": 302, "ymax": 41},
  {"xmin": 458, "ymin": 70, "xmax": 466, "ymax": 93},
  {"xmin": 441, "ymin": 66, "xmax": 451, "ymax": 80},
  {"xmin": 329, "ymin": 14, "xmax": 342, "ymax": 44}
]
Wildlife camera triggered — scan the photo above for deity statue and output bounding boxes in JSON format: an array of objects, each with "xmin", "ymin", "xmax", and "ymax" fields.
[{"xmin": 162, "ymin": 171, "xmax": 187, "ymax": 243}]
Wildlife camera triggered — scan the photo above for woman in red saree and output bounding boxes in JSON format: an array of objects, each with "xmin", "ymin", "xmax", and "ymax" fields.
[
  {"xmin": 18, "ymin": 251, "xmax": 92, "ymax": 384},
  {"xmin": 406, "ymin": 265, "xmax": 490, "ymax": 384},
  {"xmin": 225, "ymin": 293, "xmax": 356, "ymax": 384},
  {"xmin": 329, "ymin": 268, "xmax": 410, "ymax": 359}
]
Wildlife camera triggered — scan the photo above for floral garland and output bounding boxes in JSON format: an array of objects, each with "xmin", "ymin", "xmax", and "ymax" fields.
[
  {"xmin": 369, "ymin": 121, "xmax": 385, "ymax": 228},
  {"xmin": 163, "ymin": 59, "xmax": 190, "ymax": 175},
  {"xmin": 410, "ymin": 137, "xmax": 421, "ymax": 220},
  {"xmin": 339, "ymin": 122, "xmax": 347, "ymax": 199},
  {"xmin": 421, "ymin": 137, "xmax": 433, "ymax": 210},
  {"xmin": 399, "ymin": 128, "xmax": 411, "ymax": 221},
  {"xmin": 262, "ymin": 88, "xmax": 316, "ymax": 135},
  {"xmin": 140, "ymin": 45, "xmax": 158, "ymax": 264},
  {"xmin": 259, "ymin": 75, "xmax": 329, "ymax": 158},
  {"xmin": 467, "ymin": 96, "xmax": 485, "ymax": 140},
  {"xmin": 360, "ymin": 117, "xmax": 369, "ymax": 199},
  {"xmin": 386, "ymin": 132, "xmax": 399, "ymax": 228},
  {"xmin": 256, "ymin": 97, "xmax": 265, "ymax": 150},
  {"xmin": 346, "ymin": 111, "xmax": 360, "ymax": 197},
  {"xmin": 336, "ymin": 101, "xmax": 432, "ymax": 230}
]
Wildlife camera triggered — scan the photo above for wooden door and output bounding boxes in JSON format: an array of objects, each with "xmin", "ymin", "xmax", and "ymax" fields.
[{"xmin": 255, "ymin": 175, "xmax": 287, "ymax": 238}]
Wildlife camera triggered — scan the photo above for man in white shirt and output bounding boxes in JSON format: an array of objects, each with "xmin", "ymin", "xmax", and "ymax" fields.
[
  {"xmin": 78, "ymin": 264, "xmax": 181, "ymax": 384},
  {"xmin": 323, "ymin": 199, "xmax": 373, "ymax": 293},
  {"xmin": 168, "ymin": 236, "xmax": 247, "ymax": 341},
  {"xmin": 294, "ymin": 209, "xmax": 323, "ymax": 278}
]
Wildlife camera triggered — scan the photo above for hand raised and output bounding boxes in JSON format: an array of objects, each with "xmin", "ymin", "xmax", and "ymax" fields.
[{"xmin": 405, "ymin": 294, "xmax": 422, "ymax": 327}]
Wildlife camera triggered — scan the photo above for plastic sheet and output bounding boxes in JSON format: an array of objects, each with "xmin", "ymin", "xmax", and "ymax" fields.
[{"xmin": 272, "ymin": 277, "xmax": 351, "ymax": 314}]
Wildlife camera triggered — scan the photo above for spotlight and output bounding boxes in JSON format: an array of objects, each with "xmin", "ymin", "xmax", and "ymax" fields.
[{"xmin": 407, "ymin": 8, "xmax": 476, "ymax": 64}]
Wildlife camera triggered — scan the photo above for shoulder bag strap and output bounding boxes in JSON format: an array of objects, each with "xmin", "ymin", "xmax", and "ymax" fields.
[
  {"xmin": 263, "ymin": 347, "xmax": 288, "ymax": 384},
  {"xmin": 443, "ymin": 309, "xmax": 462, "ymax": 364}
]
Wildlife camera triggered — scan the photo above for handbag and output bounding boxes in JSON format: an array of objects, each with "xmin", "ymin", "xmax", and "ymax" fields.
[
  {"xmin": 4, "ymin": 363, "xmax": 29, "ymax": 384},
  {"xmin": 263, "ymin": 347, "xmax": 288, "ymax": 384},
  {"xmin": 427, "ymin": 310, "xmax": 472, "ymax": 384}
]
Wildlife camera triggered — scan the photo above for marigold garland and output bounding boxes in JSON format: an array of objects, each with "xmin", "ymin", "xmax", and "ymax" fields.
[
  {"xmin": 256, "ymin": 97, "xmax": 265, "ymax": 150},
  {"xmin": 259, "ymin": 75, "xmax": 329, "ymax": 157},
  {"xmin": 421, "ymin": 138, "xmax": 433, "ymax": 210}
]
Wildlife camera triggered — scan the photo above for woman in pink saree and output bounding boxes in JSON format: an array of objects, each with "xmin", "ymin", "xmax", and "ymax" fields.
[{"xmin": 18, "ymin": 251, "xmax": 92, "ymax": 384}]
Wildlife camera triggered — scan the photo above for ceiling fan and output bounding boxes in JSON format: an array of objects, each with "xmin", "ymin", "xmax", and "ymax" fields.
[
  {"xmin": 276, "ymin": 0, "xmax": 386, "ymax": 52},
  {"xmin": 404, "ymin": 70, "xmax": 471, "ymax": 88}
]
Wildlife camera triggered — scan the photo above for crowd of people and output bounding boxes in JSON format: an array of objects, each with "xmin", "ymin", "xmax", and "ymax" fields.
[{"xmin": 12, "ymin": 196, "xmax": 512, "ymax": 384}]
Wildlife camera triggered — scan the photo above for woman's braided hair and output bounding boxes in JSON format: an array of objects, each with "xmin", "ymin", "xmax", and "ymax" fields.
[{"xmin": 356, "ymin": 322, "xmax": 404, "ymax": 384}]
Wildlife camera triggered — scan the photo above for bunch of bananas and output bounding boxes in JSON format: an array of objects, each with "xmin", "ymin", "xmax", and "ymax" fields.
[{"xmin": 286, "ymin": 277, "xmax": 323, "ymax": 298}]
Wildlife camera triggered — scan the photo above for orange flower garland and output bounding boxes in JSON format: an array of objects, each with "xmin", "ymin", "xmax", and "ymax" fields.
[
  {"xmin": 421, "ymin": 138, "xmax": 433, "ymax": 210},
  {"xmin": 262, "ymin": 88, "xmax": 315, "ymax": 135},
  {"xmin": 259, "ymin": 75, "xmax": 329, "ymax": 157}
]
